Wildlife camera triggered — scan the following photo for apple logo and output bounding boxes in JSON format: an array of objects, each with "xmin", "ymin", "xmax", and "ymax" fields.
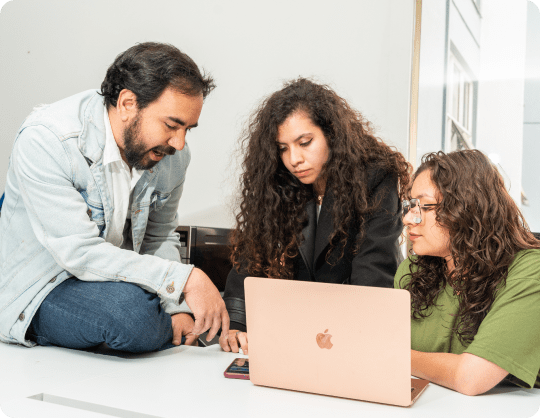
[{"xmin": 316, "ymin": 329, "xmax": 333, "ymax": 349}]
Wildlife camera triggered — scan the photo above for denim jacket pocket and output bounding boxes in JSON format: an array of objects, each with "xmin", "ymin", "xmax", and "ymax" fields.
[
  {"xmin": 150, "ymin": 191, "xmax": 171, "ymax": 212},
  {"xmin": 79, "ymin": 189, "xmax": 106, "ymax": 237}
]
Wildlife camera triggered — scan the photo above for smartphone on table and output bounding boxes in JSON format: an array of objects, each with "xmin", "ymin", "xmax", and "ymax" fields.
[{"xmin": 224, "ymin": 358, "xmax": 250, "ymax": 380}]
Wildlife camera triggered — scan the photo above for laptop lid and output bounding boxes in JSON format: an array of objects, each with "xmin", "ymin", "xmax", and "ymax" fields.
[{"xmin": 245, "ymin": 277, "xmax": 420, "ymax": 407}]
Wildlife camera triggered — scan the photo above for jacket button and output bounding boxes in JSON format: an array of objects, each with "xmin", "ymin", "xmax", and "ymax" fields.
[
  {"xmin": 49, "ymin": 277, "xmax": 56, "ymax": 283},
  {"xmin": 19, "ymin": 313, "xmax": 25, "ymax": 321},
  {"xmin": 166, "ymin": 285, "xmax": 175, "ymax": 294}
]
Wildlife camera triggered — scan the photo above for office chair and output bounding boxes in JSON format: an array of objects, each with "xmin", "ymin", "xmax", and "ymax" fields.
[
  {"xmin": 533, "ymin": 232, "xmax": 540, "ymax": 241},
  {"xmin": 176, "ymin": 226, "xmax": 232, "ymax": 292}
]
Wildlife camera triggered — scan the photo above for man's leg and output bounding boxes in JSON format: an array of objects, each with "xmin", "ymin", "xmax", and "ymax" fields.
[{"xmin": 28, "ymin": 279, "xmax": 174, "ymax": 353}]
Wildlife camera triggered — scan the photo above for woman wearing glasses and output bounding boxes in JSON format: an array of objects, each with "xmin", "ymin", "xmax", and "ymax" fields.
[
  {"xmin": 221, "ymin": 78, "xmax": 411, "ymax": 354},
  {"xmin": 398, "ymin": 149, "xmax": 540, "ymax": 395}
]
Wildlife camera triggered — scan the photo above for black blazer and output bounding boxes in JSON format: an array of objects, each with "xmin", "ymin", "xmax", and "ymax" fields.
[{"xmin": 224, "ymin": 169, "xmax": 403, "ymax": 332}]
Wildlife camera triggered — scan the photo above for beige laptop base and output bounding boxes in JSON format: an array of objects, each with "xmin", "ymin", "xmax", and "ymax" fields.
[{"xmin": 245, "ymin": 277, "xmax": 429, "ymax": 407}]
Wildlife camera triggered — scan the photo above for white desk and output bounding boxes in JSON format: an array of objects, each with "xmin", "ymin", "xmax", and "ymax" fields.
[{"xmin": 1, "ymin": 343, "xmax": 539, "ymax": 418}]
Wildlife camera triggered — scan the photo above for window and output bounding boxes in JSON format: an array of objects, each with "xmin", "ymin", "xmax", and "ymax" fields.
[{"xmin": 446, "ymin": 53, "xmax": 475, "ymax": 151}]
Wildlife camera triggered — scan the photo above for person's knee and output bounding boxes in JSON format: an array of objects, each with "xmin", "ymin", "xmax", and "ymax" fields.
[
  {"xmin": 31, "ymin": 280, "xmax": 173, "ymax": 353},
  {"xmin": 102, "ymin": 283, "xmax": 172, "ymax": 352}
]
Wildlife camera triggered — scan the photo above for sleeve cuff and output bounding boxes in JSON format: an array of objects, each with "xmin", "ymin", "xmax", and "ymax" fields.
[
  {"xmin": 162, "ymin": 297, "xmax": 193, "ymax": 316},
  {"xmin": 230, "ymin": 321, "xmax": 247, "ymax": 333},
  {"xmin": 224, "ymin": 297, "xmax": 247, "ymax": 332},
  {"xmin": 464, "ymin": 343, "xmax": 538, "ymax": 388},
  {"xmin": 158, "ymin": 261, "xmax": 194, "ymax": 311}
]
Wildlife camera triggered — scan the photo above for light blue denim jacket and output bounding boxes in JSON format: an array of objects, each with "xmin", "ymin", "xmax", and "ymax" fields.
[{"xmin": 0, "ymin": 90, "xmax": 194, "ymax": 346}]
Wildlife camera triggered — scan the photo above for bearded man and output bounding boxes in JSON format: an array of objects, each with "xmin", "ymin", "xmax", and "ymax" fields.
[{"xmin": 0, "ymin": 42, "xmax": 230, "ymax": 352}]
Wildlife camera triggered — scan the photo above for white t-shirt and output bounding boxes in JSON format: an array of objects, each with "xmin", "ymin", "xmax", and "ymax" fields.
[{"xmin": 102, "ymin": 106, "xmax": 144, "ymax": 248}]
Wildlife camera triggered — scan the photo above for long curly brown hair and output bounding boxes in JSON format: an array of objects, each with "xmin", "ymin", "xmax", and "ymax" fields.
[
  {"xmin": 230, "ymin": 78, "xmax": 411, "ymax": 280},
  {"xmin": 401, "ymin": 150, "xmax": 540, "ymax": 345}
]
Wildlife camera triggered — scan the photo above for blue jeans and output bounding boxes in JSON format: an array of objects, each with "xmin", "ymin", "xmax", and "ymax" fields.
[{"xmin": 28, "ymin": 279, "xmax": 176, "ymax": 353}]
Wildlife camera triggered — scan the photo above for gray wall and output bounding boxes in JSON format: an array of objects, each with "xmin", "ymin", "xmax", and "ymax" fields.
[{"xmin": 0, "ymin": 0, "xmax": 415, "ymax": 228}]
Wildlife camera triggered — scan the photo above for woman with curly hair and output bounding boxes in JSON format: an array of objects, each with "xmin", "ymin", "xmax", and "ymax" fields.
[
  {"xmin": 397, "ymin": 149, "xmax": 540, "ymax": 395},
  {"xmin": 220, "ymin": 78, "xmax": 411, "ymax": 354}
]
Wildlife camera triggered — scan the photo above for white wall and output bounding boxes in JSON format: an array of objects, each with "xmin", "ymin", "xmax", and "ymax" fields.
[
  {"xmin": 522, "ymin": 0, "xmax": 540, "ymax": 232},
  {"xmin": 0, "ymin": 0, "xmax": 415, "ymax": 228},
  {"xmin": 448, "ymin": 0, "xmax": 481, "ymax": 74},
  {"xmin": 475, "ymin": 0, "xmax": 528, "ymax": 206}
]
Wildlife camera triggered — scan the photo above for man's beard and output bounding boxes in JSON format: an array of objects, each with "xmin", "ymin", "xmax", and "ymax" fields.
[{"xmin": 123, "ymin": 116, "xmax": 176, "ymax": 170}]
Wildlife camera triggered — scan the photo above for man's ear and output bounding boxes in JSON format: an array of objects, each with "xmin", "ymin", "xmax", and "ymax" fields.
[{"xmin": 116, "ymin": 89, "xmax": 138, "ymax": 122}]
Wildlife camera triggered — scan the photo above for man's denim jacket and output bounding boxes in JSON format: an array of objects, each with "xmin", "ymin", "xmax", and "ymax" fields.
[{"xmin": 0, "ymin": 90, "xmax": 194, "ymax": 346}]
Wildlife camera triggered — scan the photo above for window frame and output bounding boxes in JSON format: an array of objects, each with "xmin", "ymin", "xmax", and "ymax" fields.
[{"xmin": 445, "ymin": 52, "xmax": 475, "ymax": 152}]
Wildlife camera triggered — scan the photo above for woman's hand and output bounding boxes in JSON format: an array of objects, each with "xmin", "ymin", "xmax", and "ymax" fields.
[{"xmin": 220, "ymin": 329, "xmax": 249, "ymax": 355}]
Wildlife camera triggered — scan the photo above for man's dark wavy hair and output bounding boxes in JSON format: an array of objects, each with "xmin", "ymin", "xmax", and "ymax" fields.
[
  {"xmin": 230, "ymin": 77, "xmax": 411, "ymax": 280},
  {"xmin": 100, "ymin": 42, "xmax": 215, "ymax": 109},
  {"xmin": 401, "ymin": 150, "xmax": 540, "ymax": 345}
]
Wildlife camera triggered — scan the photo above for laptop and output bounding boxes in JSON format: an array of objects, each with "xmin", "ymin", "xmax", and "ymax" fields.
[{"xmin": 244, "ymin": 277, "xmax": 429, "ymax": 407}]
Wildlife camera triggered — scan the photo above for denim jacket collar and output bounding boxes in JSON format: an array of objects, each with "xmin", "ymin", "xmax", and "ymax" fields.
[{"xmin": 78, "ymin": 92, "xmax": 107, "ymax": 165}]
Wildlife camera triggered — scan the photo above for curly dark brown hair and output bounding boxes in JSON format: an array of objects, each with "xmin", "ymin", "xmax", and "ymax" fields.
[
  {"xmin": 401, "ymin": 150, "xmax": 540, "ymax": 345},
  {"xmin": 230, "ymin": 78, "xmax": 411, "ymax": 280}
]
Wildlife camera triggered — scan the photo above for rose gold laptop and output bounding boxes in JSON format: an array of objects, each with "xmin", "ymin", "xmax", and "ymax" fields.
[{"xmin": 244, "ymin": 277, "xmax": 429, "ymax": 407}]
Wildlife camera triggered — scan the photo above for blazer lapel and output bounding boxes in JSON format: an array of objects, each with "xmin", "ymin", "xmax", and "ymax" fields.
[
  {"xmin": 298, "ymin": 199, "xmax": 317, "ymax": 277},
  {"xmin": 314, "ymin": 190, "xmax": 334, "ymax": 263}
]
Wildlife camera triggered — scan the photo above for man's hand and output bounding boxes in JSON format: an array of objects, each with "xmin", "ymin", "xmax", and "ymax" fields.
[
  {"xmin": 171, "ymin": 313, "xmax": 198, "ymax": 346},
  {"xmin": 182, "ymin": 267, "xmax": 230, "ymax": 343}
]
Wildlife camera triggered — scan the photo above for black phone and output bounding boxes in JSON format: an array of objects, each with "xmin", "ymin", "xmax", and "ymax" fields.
[
  {"xmin": 224, "ymin": 358, "xmax": 250, "ymax": 379},
  {"xmin": 197, "ymin": 330, "xmax": 221, "ymax": 347}
]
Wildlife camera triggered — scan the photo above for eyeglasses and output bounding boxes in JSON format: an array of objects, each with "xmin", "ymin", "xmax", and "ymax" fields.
[{"xmin": 402, "ymin": 199, "xmax": 438, "ymax": 224}]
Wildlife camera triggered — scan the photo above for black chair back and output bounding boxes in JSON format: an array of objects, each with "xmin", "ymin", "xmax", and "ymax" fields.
[{"xmin": 176, "ymin": 226, "xmax": 232, "ymax": 292}]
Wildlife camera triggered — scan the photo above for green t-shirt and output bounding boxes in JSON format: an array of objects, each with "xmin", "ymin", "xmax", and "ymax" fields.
[{"xmin": 394, "ymin": 249, "xmax": 540, "ymax": 388}]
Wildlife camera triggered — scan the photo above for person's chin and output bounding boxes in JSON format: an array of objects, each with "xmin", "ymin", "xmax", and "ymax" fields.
[
  {"xmin": 410, "ymin": 241, "xmax": 433, "ymax": 257},
  {"xmin": 297, "ymin": 175, "xmax": 316, "ymax": 185},
  {"xmin": 133, "ymin": 156, "xmax": 159, "ymax": 171},
  {"xmin": 410, "ymin": 240, "xmax": 422, "ymax": 252}
]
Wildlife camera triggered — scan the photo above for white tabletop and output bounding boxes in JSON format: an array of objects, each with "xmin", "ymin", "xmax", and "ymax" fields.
[{"xmin": 1, "ymin": 342, "xmax": 539, "ymax": 418}]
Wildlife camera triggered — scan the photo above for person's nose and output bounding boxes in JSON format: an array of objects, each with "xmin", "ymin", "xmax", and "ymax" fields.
[
  {"xmin": 289, "ymin": 145, "xmax": 304, "ymax": 167},
  {"xmin": 402, "ymin": 207, "xmax": 417, "ymax": 227},
  {"xmin": 168, "ymin": 130, "xmax": 186, "ymax": 151}
]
